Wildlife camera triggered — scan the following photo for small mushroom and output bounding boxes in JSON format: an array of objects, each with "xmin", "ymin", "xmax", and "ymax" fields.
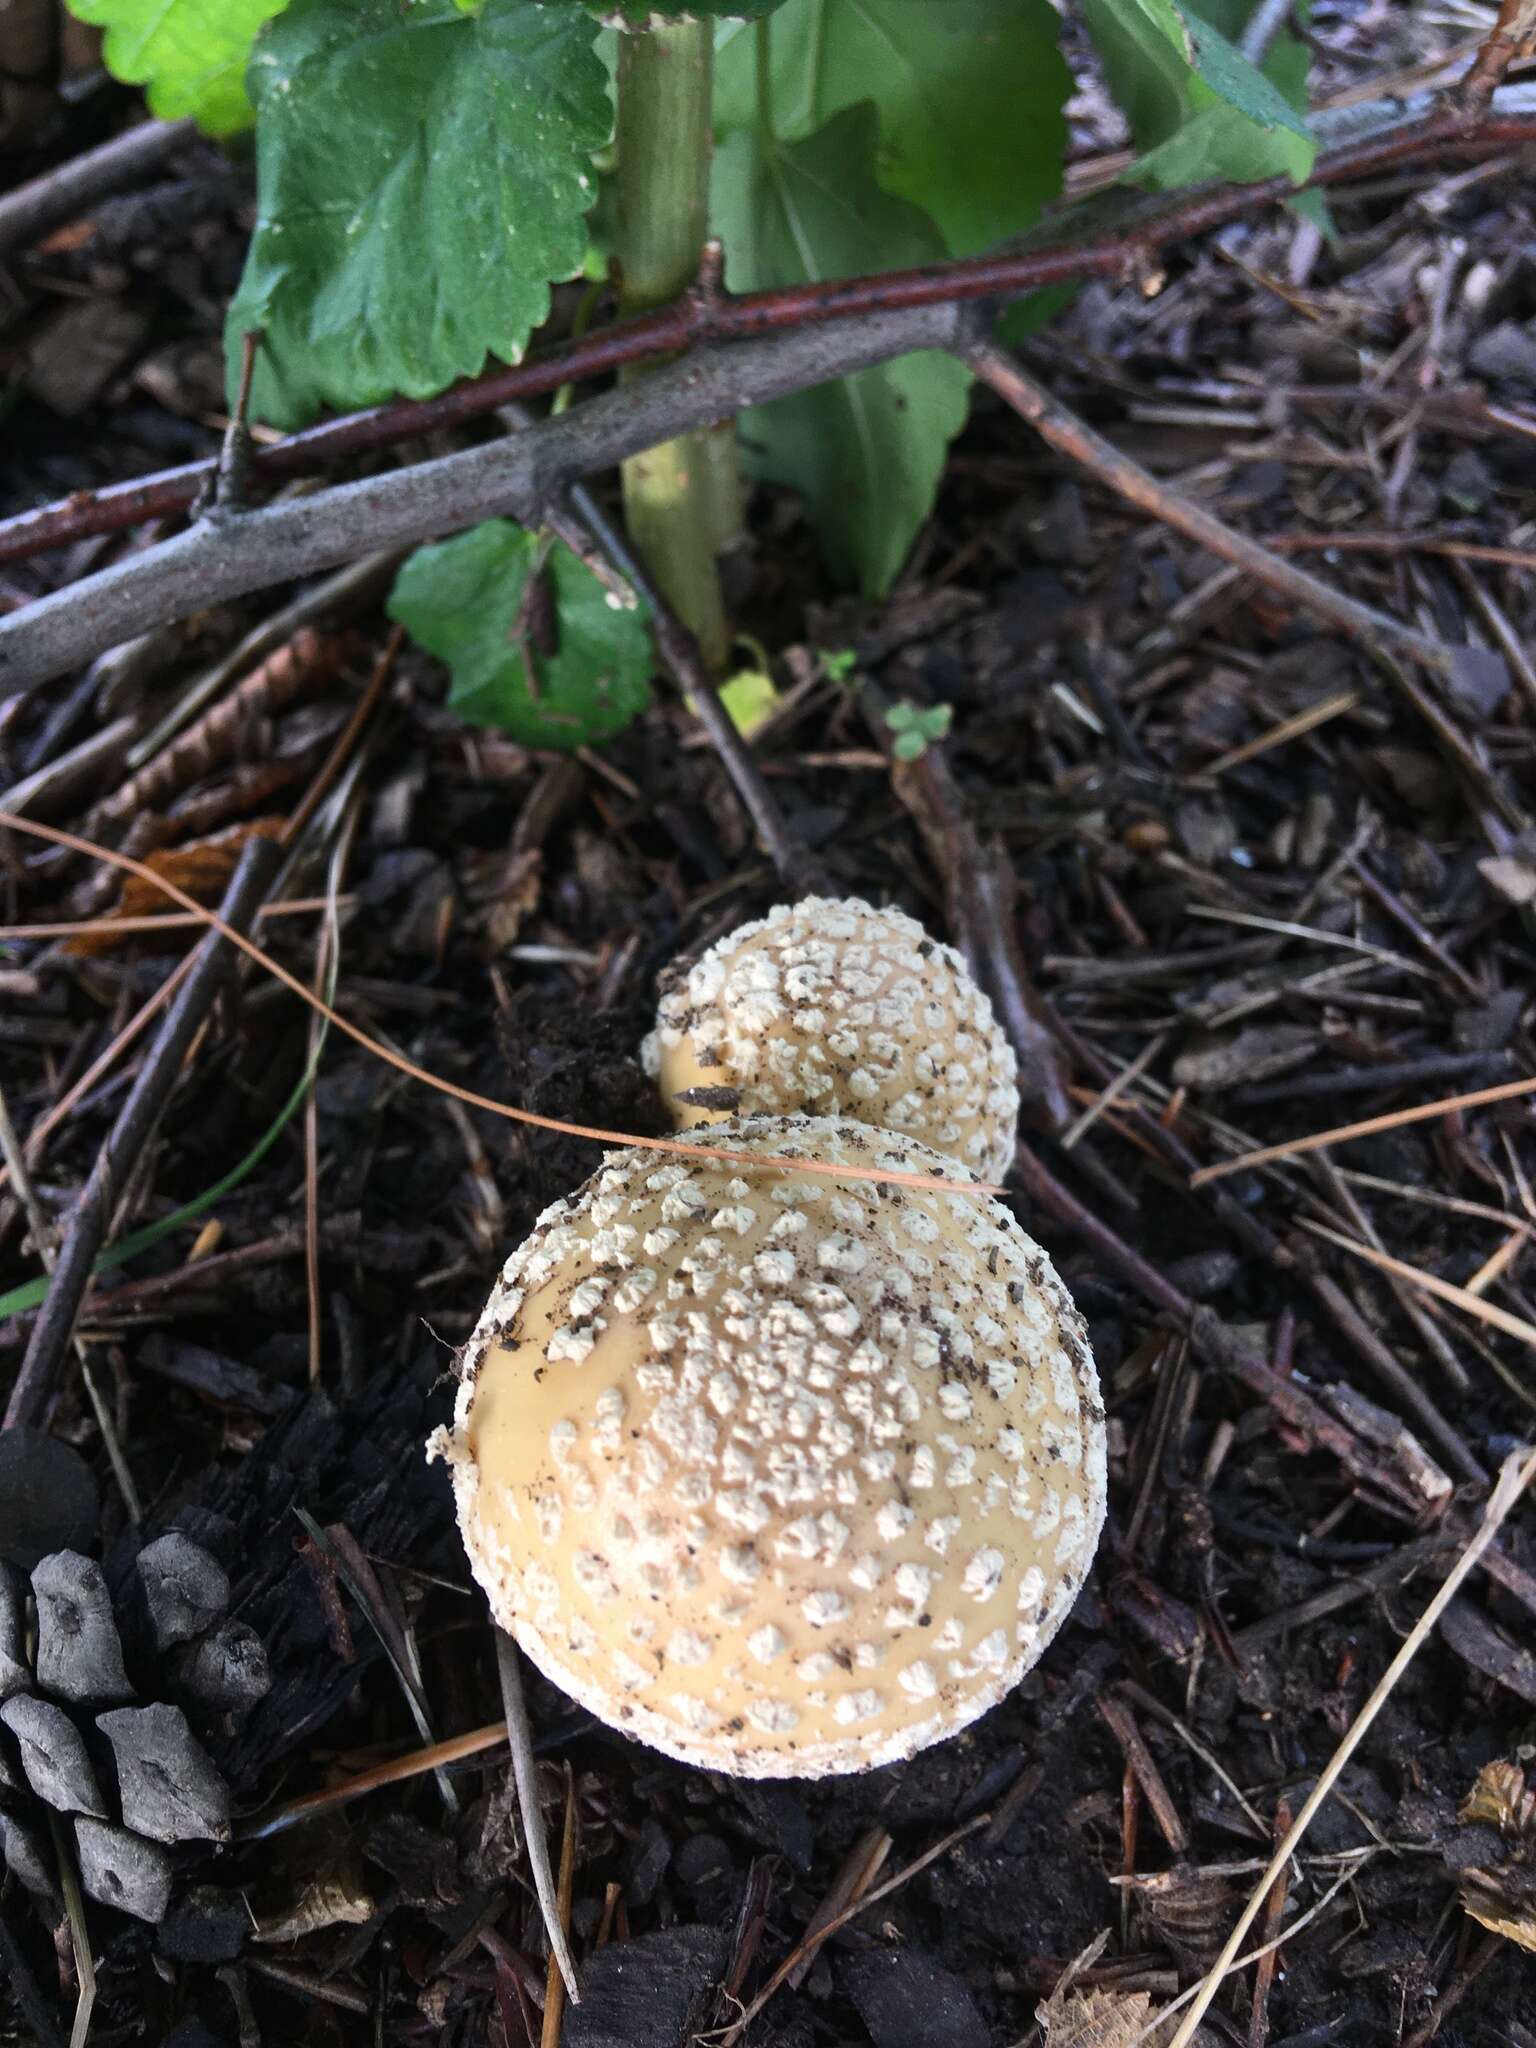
[
  {"xmin": 430, "ymin": 1115, "xmax": 1104, "ymax": 1778},
  {"xmin": 642, "ymin": 898, "xmax": 1021, "ymax": 1183}
]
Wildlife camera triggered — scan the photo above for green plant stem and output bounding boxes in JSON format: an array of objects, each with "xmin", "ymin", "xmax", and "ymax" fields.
[{"xmin": 615, "ymin": 22, "xmax": 731, "ymax": 670}]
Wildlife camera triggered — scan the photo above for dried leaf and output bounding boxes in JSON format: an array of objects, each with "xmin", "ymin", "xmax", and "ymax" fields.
[
  {"xmin": 1039, "ymin": 1986, "xmax": 1216, "ymax": 2047},
  {"xmin": 1462, "ymin": 1759, "xmax": 1536, "ymax": 1837},
  {"xmin": 64, "ymin": 817, "xmax": 286, "ymax": 955},
  {"xmin": 1457, "ymin": 1757, "xmax": 1536, "ymax": 1953},
  {"xmin": 253, "ymin": 1839, "xmax": 376, "ymax": 1942}
]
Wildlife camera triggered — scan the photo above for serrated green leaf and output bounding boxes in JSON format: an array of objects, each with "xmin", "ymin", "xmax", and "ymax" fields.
[
  {"xmin": 1082, "ymin": 0, "xmax": 1314, "ymax": 189},
  {"xmin": 1171, "ymin": 0, "xmax": 1308, "ymax": 133},
  {"xmin": 1126, "ymin": 100, "xmax": 1312, "ymax": 186},
  {"xmin": 388, "ymin": 523, "xmax": 653, "ymax": 750},
  {"xmin": 1191, "ymin": 0, "xmax": 1311, "ymax": 113},
  {"xmin": 711, "ymin": 106, "xmax": 971, "ymax": 596},
  {"xmin": 227, "ymin": 0, "xmax": 610, "ymax": 428},
  {"xmin": 715, "ymin": 0, "xmax": 1068, "ymax": 257},
  {"xmin": 63, "ymin": 0, "xmax": 288, "ymax": 134}
]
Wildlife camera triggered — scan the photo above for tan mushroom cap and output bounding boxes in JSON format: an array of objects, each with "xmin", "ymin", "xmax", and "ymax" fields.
[
  {"xmin": 641, "ymin": 898, "xmax": 1021, "ymax": 1184},
  {"xmin": 431, "ymin": 1116, "xmax": 1105, "ymax": 1779}
]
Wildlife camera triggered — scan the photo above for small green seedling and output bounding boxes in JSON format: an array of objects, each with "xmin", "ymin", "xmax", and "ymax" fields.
[{"xmin": 884, "ymin": 701, "xmax": 953, "ymax": 762}]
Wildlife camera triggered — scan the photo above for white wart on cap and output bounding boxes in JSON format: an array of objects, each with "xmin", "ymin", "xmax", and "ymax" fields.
[
  {"xmin": 641, "ymin": 898, "xmax": 1021, "ymax": 1183},
  {"xmin": 430, "ymin": 1116, "xmax": 1105, "ymax": 1778}
]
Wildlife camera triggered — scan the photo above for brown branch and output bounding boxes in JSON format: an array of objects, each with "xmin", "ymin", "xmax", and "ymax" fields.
[
  {"xmin": 1457, "ymin": 0, "xmax": 1536, "ymax": 105},
  {"xmin": 0, "ymin": 117, "xmax": 196, "ymax": 259},
  {"xmin": 2, "ymin": 89, "xmax": 1534, "ymax": 568},
  {"xmin": 4, "ymin": 837, "xmax": 281, "ymax": 1432},
  {"xmin": 0, "ymin": 304, "xmax": 968, "ymax": 689},
  {"xmin": 962, "ymin": 337, "xmax": 1459, "ymax": 676}
]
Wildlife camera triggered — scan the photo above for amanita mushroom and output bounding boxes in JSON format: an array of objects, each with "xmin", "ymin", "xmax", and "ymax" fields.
[
  {"xmin": 642, "ymin": 898, "xmax": 1021, "ymax": 1183},
  {"xmin": 431, "ymin": 1115, "xmax": 1104, "ymax": 1778}
]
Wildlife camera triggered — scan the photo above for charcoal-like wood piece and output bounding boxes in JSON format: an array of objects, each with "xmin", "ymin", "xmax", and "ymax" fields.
[
  {"xmin": 0, "ymin": 1428, "xmax": 98, "ymax": 1569},
  {"xmin": 135, "ymin": 1533, "xmax": 230, "ymax": 1651},
  {"xmin": 563, "ymin": 1927, "xmax": 729, "ymax": 2048},
  {"xmin": 31, "ymin": 1551, "xmax": 134, "ymax": 1704},
  {"xmin": 0, "ymin": 1694, "xmax": 105, "ymax": 1815},
  {"xmin": 74, "ymin": 1816, "xmax": 174, "ymax": 1923},
  {"xmin": 167, "ymin": 1357, "xmax": 458, "ymax": 1789},
  {"xmin": 96, "ymin": 1703, "xmax": 230, "ymax": 1843},
  {"xmin": 169, "ymin": 1619, "xmax": 271, "ymax": 1712},
  {"xmin": 840, "ymin": 1950, "xmax": 989, "ymax": 2048},
  {"xmin": 0, "ymin": 1560, "xmax": 28, "ymax": 1700},
  {"xmin": 1, "ymin": 1811, "xmax": 57, "ymax": 1900},
  {"xmin": 157, "ymin": 1886, "xmax": 250, "ymax": 1963}
]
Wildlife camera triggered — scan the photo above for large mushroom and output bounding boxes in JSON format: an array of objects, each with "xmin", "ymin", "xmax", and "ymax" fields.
[
  {"xmin": 642, "ymin": 897, "xmax": 1021, "ymax": 1183},
  {"xmin": 431, "ymin": 1115, "xmax": 1104, "ymax": 1778}
]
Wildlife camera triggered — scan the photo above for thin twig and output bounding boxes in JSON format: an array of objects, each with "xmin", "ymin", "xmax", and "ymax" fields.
[
  {"xmin": 0, "ymin": 1083, "xmax": 141, "ymax": 1518},
  {"xmin": 0, "ymin": 117, "xmax": 195, "ymax": 257},
  {"xmin": 496, "ymin": 1630, "xmax": 581, "ymax": 2006},
  {"xmin": 714, "ymin": 1813, "xmax": 992, "ymax": 2045},
  {"xmin": 1458, "ymin": 0, "xmax": 1536, "ymax": 103},
  {"xmin": 243, "ymin": 1720, "xmax": 508, "ymax": 1841},
  {"xmin": 3, "ymin": 87, "xmax": 1533, "ymax": 569},
  {"xmin": 507, "ymin": 416, "xmax": 808, "ymax": 887},
  {"xmin": 4, "ymin": 836, "xmax": 281, "ymax": 1430},
  {"xmin": 0, "ymin": 952, "xmax": 199, "ymax": 1199},
  {"xmin": 542, "ymin": 1764, "xmax": 580, "ymax": 2046},
  {"xmin": 0, "ymin": 895, "xmax": 347, "ymax": 942},
  {"xmin": 1190, "ymin": 1073, "xmax": 1536, "ymax": 1184},
  {"xmin": 0, "ymin": 305, "xmax": 967, "ymax": 687},
  {"xmin": 1164, "ymin": 1442, "xmax": 1536, "ymax": 2048},
  {"xmin": 0, "ymin": 811, "xmax": 996, "ymax": 1199},
  {"xmin": 962, "ymin": 337, "xmax": 1459, "ymax": 677},
  {"xmin": 1300, "ymin": 1218, "xmax": 1536, "ymax": 1348}
]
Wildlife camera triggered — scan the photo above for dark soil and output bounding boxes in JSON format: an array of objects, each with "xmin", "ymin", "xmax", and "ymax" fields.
[{"xmin": 4, "ymin": 29, "xmax": 1536, "ymax": 2048}]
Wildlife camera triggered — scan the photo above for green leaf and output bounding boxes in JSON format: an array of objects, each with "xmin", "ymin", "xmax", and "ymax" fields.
[
  {"xmin": 543, "ymin": 0, "xmax": 786, "ymax": 21},
  {"xmin": 227, "ymin": 0, "xmax": 610, "ymax": 428},
  {"xmin": 388, "ymin": 522, "xmax": 654, "ymax": 750},
  {"xmin": 711, "ymin": 105, "xmax": 972, "ymax": 596},
  {"xmin": 63, "ymin": 0, "xmax": 289, "ymax": 134},
  {"xmin": 715, "ymin": 0, "xmax": 1069, "ymax": 257},
  {"xmin": 1082, "ymin": 0, "xmax": 1314, "ymax": 189}
]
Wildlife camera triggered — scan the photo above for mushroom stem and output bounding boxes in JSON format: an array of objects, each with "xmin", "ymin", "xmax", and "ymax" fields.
[{"xmin": 494, "ymin": 1628, "xmax": 581, "ymax": 2005}]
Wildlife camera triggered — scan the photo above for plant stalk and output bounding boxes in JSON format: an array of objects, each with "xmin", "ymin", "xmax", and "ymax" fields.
[{"xmin": 614, "ymin": 23, "xmax": 732, "ymax": 670}]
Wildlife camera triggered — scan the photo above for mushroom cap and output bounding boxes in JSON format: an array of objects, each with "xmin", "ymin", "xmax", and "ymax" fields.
[
  {"xmin": 641, "ymin": 898, "xmax": 1021, "ymax": 1184},
  {"xmin": 432, "ymin": 1116, "xmax": 1104, "ymax": 1779}
]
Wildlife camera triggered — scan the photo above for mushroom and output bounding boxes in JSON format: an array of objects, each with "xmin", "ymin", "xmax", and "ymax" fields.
[
  {"xmin": 430, "ymin": 1115, "xmax": 1104, "ymax": 1778},
  {"xmin": 642, "ymin": 898, "xmax": 1021, "ymax": 1183}
]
